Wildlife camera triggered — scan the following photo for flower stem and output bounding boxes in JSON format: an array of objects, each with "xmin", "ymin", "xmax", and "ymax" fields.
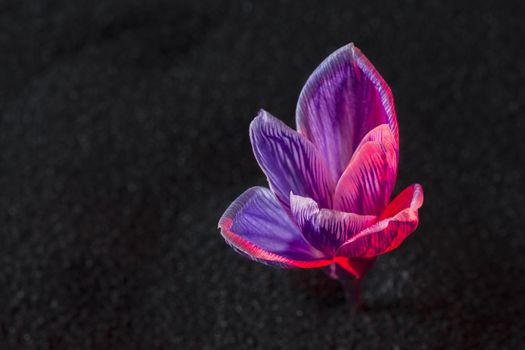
[
  {"xmin": 340, "ymin": 276, "xmax": 362, "ymax": 311},
  {"xmin": 324, "ymin": 261, "xmax": 369, "ymax": 311},
  {"xmin": 326, "ymin": 263, "xmax": 364, "ymax": 311}
]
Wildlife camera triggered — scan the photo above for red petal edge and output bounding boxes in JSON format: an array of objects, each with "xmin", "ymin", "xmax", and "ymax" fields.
[{"xmin": 220, "ymin": 217, "xmax": 334, "ymax": 269}]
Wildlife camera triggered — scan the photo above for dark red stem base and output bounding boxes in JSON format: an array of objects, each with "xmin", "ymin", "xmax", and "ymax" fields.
[{"xmin": 324, "ymin": 263, "xmax": 364, "ymax": 311}]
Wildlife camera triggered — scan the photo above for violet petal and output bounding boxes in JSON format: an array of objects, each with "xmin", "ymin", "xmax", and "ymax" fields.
[
  {"xmin": 219, "ymin": 187, "xmax": 332, "ymax": 268},
  {"xmin": 250, "ymin": 110, "xmax": 334, "ymax": 210},
  {"xmin": 296, "ymin": 43, "xmax": 398, "ymax": 182}
]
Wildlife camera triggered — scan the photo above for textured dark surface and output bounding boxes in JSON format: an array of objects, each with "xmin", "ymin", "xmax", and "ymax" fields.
[{"xmin": 1, "ymin": 1, "xmax": 524, "ymax": 349}]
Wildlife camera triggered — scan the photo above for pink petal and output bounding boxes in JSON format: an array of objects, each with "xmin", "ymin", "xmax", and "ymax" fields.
[
  {"xmin": 219, "ymin": 187, "xmax": 333, "ymax": 268},
  {"xmin": 333, "ymin": 124, "xmax": 398, "ymax": 215},
  {"xmin": 250, "ymin": 110, "xmax": 334, "ymax": 210},
  {"xmin": 296, "ymin": 43, "xmax": 398, "ymax": 182},
  {"xmin": 336, "ymin": 184, "xmax": 424, "ymax": 258},
  {"xmin": 290, "ymin": 193, "xmax": 376, "ymax": 255}
]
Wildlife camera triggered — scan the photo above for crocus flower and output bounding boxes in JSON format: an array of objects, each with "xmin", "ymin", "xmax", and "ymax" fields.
[{"xmin": 218, "ymin": 43, "xmax": 423, "ymax": 304}]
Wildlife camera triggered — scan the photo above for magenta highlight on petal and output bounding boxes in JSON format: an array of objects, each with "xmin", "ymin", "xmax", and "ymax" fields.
[{"xmin": 218, "ymin": 43, "xmax": 424, "ymax": 306}]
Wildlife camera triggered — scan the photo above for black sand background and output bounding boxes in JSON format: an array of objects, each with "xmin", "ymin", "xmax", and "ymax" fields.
[{"xmin": 1, "ymin": 1, "xmax": 524, "ymax": 349}]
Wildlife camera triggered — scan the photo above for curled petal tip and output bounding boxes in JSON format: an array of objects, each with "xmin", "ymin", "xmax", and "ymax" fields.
[
  {"xmin": 249, "ymin": 109, "xmax": 269, "ymax": 128},
  {"xmin": 411, "ymin": 184, "xmax": 424, "ymax": 209},
  {"xmin": 256, "ymin": 108, "xmax": 270, "ymax": 119},
  {"xmin": 345, "ymin": 42, "xmax": 360, "ymax": 57}
]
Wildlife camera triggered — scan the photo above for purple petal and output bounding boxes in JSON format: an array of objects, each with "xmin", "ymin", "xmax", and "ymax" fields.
[
  {"xmin": 290, "ymin": 193, "xmax": 376, "ymax": 255},
  {"xmin": 337, "ymin": 184, "xmax": 424, "ymax": 258},
  {"xmin": 333, "ymin": 124, "xmax": 398, "ymax": 216},
  {"xmin": 296, "ymin": 43, "xmax": 398, "ymax": 182},
  {"xmin": 250, "ymin": 110, "xmax": 334, "ymax": 210},
  {"xmin": 219, "ymin": 187, "xmax": 332, "ymax": 268}
]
